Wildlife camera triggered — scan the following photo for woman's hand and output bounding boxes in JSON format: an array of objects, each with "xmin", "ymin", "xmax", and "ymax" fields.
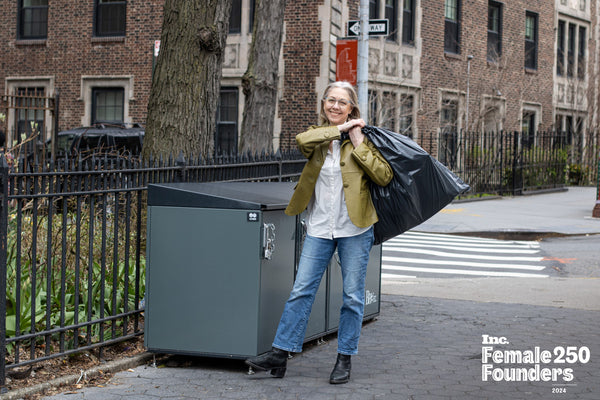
[
  {"xmin": 337, "ymin": 118, "xmax": 365, "ymax": 133},
  {"xmin": 338, "ymin": 119, "xmax": 365, "ymax": 148},
  {"xmin": 348, "ymin": 126, "xmax": 365, "ymax": 148}
]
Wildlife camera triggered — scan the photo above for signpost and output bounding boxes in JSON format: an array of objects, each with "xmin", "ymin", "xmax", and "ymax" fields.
[{"xmin": 346, "ymin": 19, "xmax": 389, "ymax": 37}]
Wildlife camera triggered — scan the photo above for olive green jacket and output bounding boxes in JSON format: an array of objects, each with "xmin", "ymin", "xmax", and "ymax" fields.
[{"xmin": 285, "ymin": 125, "xmax": 393, "ymax": 228}]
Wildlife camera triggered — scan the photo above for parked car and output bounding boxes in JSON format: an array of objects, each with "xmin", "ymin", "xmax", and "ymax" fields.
[{"xmin": 54, "ymin": 123, "xmax": 144, "ymax": 157}]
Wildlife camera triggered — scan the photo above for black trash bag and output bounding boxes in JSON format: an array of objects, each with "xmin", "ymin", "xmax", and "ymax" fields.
[{"xmin": 363, "ymin": 125, "xmax": 470, "ymax": 245}]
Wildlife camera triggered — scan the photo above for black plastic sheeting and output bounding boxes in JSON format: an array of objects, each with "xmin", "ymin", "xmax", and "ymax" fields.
[{"xmin": 363, "ymin": 125, "xmax": 470, "ymax": 245}]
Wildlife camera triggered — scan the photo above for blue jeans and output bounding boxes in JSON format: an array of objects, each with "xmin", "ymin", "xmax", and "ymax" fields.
[{"xmin": 272, "ymin": 227, "xmax": 374, "ymax": 355}]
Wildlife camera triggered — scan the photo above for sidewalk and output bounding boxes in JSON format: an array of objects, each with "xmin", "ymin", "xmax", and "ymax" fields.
[{"xmin": 37, "ymin": 187, "xmax": 600, "ymax": 400}]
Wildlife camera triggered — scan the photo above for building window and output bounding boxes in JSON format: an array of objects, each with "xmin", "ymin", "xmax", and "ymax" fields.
[
  {"xmin": 370, "ymin": 0, "xmax": 380, "ymax": 19},
  {"xmin": 402, "ymin": 0, "xmax": 415, "ymax": 45},
  {"xmin": 399, "ymin": 94, "xmax": 414, "ymax": 138},
  {"xmin": 521, "ymin": 105, "xmax": 540, "ymax": 148},
  {"xmin": 230, "ymin": 0, "xmax": 255, "ymax": 34},
  {"xmin": 95, "ymin": 0, "xmax": 126, "ymax": 37},
  {"xmin": 229, "ymin": 0, "xmax": 242, "ymax": 33},
  {"xmin": 487, "ymin": 1, "xmax": 502, "ymax": 62},
  {"xmin": 567, "ymin": 23, "xmax": 576, "ymax": 77},
  {"xmin": 248, "ymin": 0, "xmax": 255, "ymax": 33},
  {"xmin": 524, "ymin": 11, "xmax": 538, "ymax": 70},
  {"xmin": 577, "ymin": 26, "xmax": 586, "ymax": 79},
  {"xmin": 557, "ymin": 20, "xmax": 565, "ymax": 76},
  {"xmin": 381, "ymin": 91, "xmax": 397, "ymax": 130},
  {"xmin": 216, "ymin": 87, "xmax": 239, "ymax": 155},
  {"xmin": 18, "ymin": 0, "xmax": 48, "ymax": 40},
  {"xmin": 91, "ymin": 88, "xmax": 124, "ymax": 124},
  {"xmin": 444, "ymin": 0, "xmax": 460, "ymax": 54},
  {"xmin": 440, "ymin": 98, "xmax": 458, "ymax": 168},
  {"xmin": 15, "ymin": 87, "xmax": 46, "ymax": 141},
  {"xmin": 483, "ymin": 101, "xmax": 504, "ymax": 134},
  {"xmin": 385, "ymin": 0, "xmax": 398, "ymax": 42}
]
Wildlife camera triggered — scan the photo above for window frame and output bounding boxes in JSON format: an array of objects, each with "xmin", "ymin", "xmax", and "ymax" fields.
[
  {"xmin": 399, "ymin": 93, "xmax": 414, "ymax": 138},
  {"xmin": 557, "ymin": 20, "xmax": 565, "ymax": 76},
  {"xmin": 91, "ymin": 87, "xmax": 125, "ymax": 125},
  {"xmin": 567, "ymin": 23, "xmax": 576, "ymax": 77},
  {"xmin": 215, "ymin": 87, "xmax": 239, "ymax": 156},
  {"xmin": 94, "ymin": 0, "xmax": 127, "ymax": 38},
  {"xmin": 370, "ymin": 0, "xmax": 380, "ymax": 19},
  {"xmin": 524, "ymin": 11, "xmax": 538, "ymax": 70},
  {"xmin": 577, "ymin": 26, "xmax": 586, "ymax": 80},
  {"xmin": 487, "ymin": 1, "xmax": 502, "ymax": 62},
  {"xmin": 444, "ymin": 0, "xmax": 460, "ymax": 54},
  {"xmin": 385, "ymin": 0, "xmax": 399, "ymax": 42},
  {"xmin": 402, "ymin": 0, "xmax": 415, "ymax": 45},
  {"xmin": 229, "ymin": 0, "xmax": 242, "ymax": 34},
  {"xmin": 17, "ymin": 0, "xmax": 49, "ymax": 40}
]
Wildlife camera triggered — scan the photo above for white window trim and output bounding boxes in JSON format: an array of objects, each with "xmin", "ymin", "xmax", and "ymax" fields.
[
  {"xmin": 521, "ymin": 101, "xmax": 542, "ymax": 128},
  {"xmin": 5, "ymin": 76, "xmax": 55, "ymax": 145},
  {"xmin": 80, "ymin": 76, "xmax": 134, "ymax": 126},
  {"xmin": 481, "ymin": 94, "xmax": 506, "ymax": 133},
  {"xmin": 438, "ymin": 88, "xmax": 465, "ymax": 132}
]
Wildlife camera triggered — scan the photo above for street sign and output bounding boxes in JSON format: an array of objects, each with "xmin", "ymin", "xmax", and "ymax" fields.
[{"xmin": 346, "ymin": 19, "xmax": 389, "ymax": 37}]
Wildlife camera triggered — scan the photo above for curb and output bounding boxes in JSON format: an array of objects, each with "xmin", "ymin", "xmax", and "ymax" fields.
[{"xmin": 0, "ymin": 352, "xmax": 154, "ymax": 400}]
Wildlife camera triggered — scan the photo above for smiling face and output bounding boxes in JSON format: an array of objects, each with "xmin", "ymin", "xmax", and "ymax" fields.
[{"xmin": 323, "ymin": 87, "xmax": 354, "ymax": 126}]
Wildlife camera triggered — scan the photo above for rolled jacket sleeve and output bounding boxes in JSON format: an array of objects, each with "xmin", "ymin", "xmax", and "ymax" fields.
[{"xmin": 295, "ymin": 126, "xmax": 341, "ymax": 159}]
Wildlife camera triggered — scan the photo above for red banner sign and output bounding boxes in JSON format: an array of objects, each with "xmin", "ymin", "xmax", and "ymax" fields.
[{"xmin": 336, "ymin": 39, "xmax": 358, "ymax": 86}]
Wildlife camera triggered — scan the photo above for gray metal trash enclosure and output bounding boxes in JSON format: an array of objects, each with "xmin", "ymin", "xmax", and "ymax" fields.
[{"xmin": 145, "ymin": 182, "xmax": 382, "ymax": 358}]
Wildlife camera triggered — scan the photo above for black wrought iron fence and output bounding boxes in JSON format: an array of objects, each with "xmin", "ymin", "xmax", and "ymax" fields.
[
  {"xmin": 419, "ymin": 129, "xmax": 598, "ymax": 196},
  {"xmin": 0, "ymin": 150, "xmax": 306, "ymax": 390}
]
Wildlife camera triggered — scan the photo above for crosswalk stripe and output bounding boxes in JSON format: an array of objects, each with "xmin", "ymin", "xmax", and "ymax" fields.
[
  {"xmin": 385, "ymin": 241, "xmax": 539, "ymax": 254},
  {"xmin": 386, "ymin": 236, "xmax": 539, "ymax": 249},
  {"xmin": 384, "ymin": 246, "xmax": 543, "ymax": 262},
  {"xmin": 383, "ymin": 265, "xmax": 549, "ymax": 278},
  {"xmin": 382, "ymin": 255, "xmax": 547, "ymax": 271},
  {"xmin": 399, "ymin": 231, "xmax": 539, "ymax": 246},
  {"xmin": 382, "ymin": 273, "xmax": 417, "ymax": 279}
]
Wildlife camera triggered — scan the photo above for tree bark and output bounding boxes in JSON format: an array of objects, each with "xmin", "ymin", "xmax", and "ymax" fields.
[
  {"xmin": 239, "ymin": 0, "xmax": 287, "ymax": 154},
  {"xmin": 143, "ymin": 0, "xmax": 232, "ymax": 160}
]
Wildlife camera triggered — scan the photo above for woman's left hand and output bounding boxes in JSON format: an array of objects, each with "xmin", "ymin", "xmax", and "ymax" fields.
[{"xmin": 348, "ymin": 125, "xmax": 365, "ymax": 148}]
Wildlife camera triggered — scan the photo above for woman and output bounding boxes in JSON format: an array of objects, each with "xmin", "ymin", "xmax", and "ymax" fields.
[{"xmin": 245, "ymin": 82, "xmax": 393, "ymax": 384}]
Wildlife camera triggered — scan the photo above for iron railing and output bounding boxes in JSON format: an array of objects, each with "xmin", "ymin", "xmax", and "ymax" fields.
[
  {"xmin": 0, "ymin": 150, "xmax": 306, "ymax": 390},
  {"xmin": 419, "ymin": 129, "xmax": 598, "ymax": 196}
]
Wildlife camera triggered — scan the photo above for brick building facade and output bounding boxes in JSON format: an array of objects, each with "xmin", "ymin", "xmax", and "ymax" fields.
[
  {"xmin": 1, "ymin": 0, "xmax": 598, "ymax": 156},
  {"xmin": 0, "ymin": 0, "xmax": 162, "ymax": 143}
]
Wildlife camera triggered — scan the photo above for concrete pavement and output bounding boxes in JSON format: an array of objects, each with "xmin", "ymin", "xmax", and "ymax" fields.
[{"xmin": 36, "ymin": 186, "xmax": 600, "ymax": 400}]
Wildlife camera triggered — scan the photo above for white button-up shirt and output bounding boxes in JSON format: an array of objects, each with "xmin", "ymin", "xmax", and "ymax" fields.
[{"xmin": 306, "ymin": 140, "xmax": 371, "ymax": 239}]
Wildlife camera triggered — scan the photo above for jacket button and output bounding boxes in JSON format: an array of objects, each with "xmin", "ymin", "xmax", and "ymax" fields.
[
  {"xmin": 362, "ymin": 156, "xmax": 367, "ymax": 161},
  {"xmin": 343, "ymin": 183, "xmax": 349, "ymax": 188},
  {"xmin": 340, "ymin": 161, "xmax": 345, "ymax": 166}
]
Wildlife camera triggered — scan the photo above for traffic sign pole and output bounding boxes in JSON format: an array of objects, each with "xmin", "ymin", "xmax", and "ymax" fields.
[{"xmin": 358, "ymin": 0, "xmax": 369, "ymax": 122}]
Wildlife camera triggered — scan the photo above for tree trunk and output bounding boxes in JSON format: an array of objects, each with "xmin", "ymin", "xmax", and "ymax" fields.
[
  {"xmin": 143, "ymin": 0, "xmax": 232, "ymax": 160},
  {"xmin": 239, "ymin": 0, "xmax": 287, "ymax": 154}
]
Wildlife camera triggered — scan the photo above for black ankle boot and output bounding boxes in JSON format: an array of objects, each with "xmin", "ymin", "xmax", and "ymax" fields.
[
  {"xmin": 329, "ymin": 353, "xmax": 351, "ymax": 384},
  {"xmin": 245, "ymin": 347, "xmax": 288, "ymax": 378}
]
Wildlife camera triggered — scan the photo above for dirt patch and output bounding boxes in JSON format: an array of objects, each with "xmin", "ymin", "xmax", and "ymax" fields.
[{"xmin": 2, "ymin": 336, "xmax": 148, "ymax": 399}]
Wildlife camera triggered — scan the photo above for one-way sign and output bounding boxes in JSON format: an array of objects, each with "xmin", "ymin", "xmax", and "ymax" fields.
[{"xmin": 347, "ymin": 19, "xmax": 389, "ymax": 37}]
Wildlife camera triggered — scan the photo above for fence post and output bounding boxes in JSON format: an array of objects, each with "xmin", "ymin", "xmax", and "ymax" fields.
[
  {"xmin": 175, "ymin": 151, "xmax": 187, "ymax": 183},
  {"xmin": 512, "ymin": 131, "xmax": 523, "ymax": 195},
  {"xmin": 593, "ymin": 150, "xmax": 600, "ymax": 218},
  {"xmin": 0, "ymin": 155, "xmax": 9, "ymax": 392}
]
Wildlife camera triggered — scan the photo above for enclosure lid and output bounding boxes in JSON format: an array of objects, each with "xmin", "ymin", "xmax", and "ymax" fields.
[{"xmin": 147, "ymin": 182, "xmax": 296, "ymax": 210}]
